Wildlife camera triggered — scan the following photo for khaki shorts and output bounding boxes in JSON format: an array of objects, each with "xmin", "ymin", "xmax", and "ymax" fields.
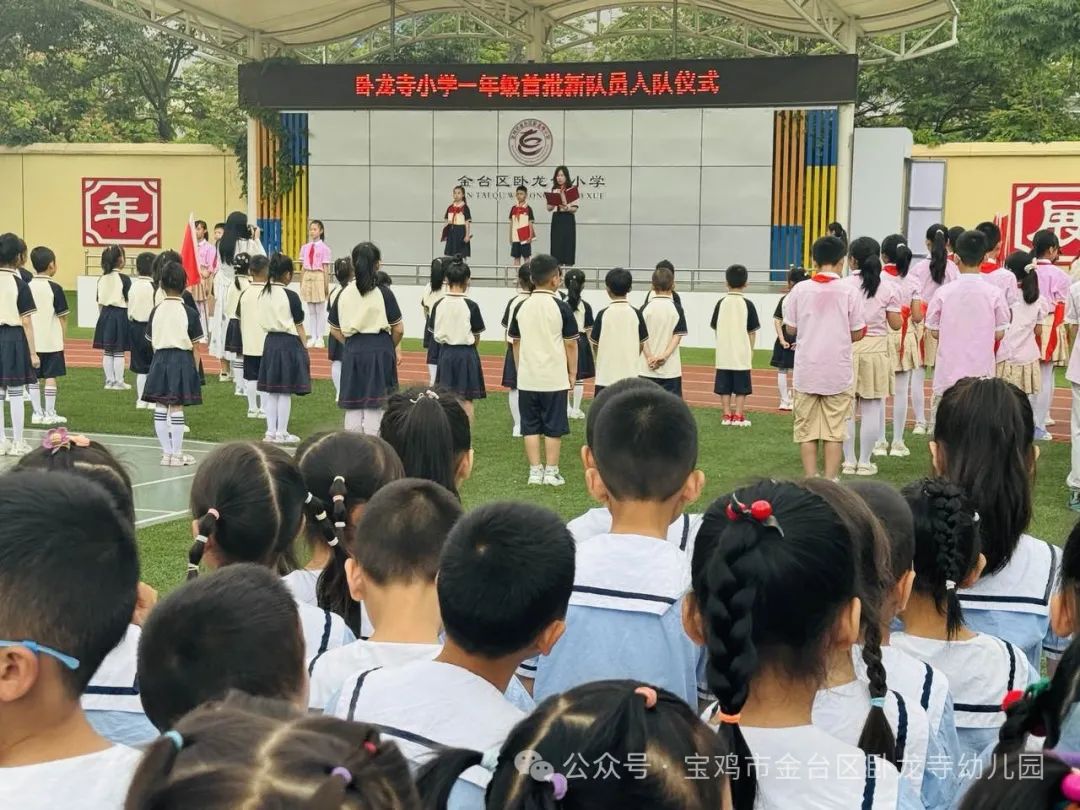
[{"xmin": 793, "ymin": 390, "xmax": 853, "ymax": 444}]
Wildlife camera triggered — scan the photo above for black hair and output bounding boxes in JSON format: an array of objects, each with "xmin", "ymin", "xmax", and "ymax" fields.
[
  {"xmin": 187, "ymin": 442, "xmax": 307, "ymax": 581},
  {"xmin": 693, "ymin": 480, "xmax": 894, "ymax": 810},
  {"xmin": 125, "ymin": 692, "xmax": 420, "ymax": 810},
  {"xmin": 137, "ymin": 564, "xmax": 306, "ymax": 731},
  {"xmin": 954, "ymin": 229, "xmax": 988, "ymax": 267},
  {"xmin": 934, "ymin": 377, "xmax": 1033, "ymax": 575},
  {"xmin": 309, "ymin": 219, "xmax": 325, "ymax": 239},
  {"xmin": 444, "ymin": 258, "xmax": 470, "ymax": 287},
  {"xmin": 515, "ymin": 184, "xmax": 528, "ymax": 194},
  {"xmin": 213, "ymin": 221, "xmax": 226, "ymax": 231},
  {"xmin": 194, "ymin": 219, "xmax": 208, "ymax": 235},
  {"xmin": 593, "ymin": 386, "xmax": 697, "ymax": 502},
  {"xmin": 656, "ymin": 259, "xmax": 675, "ymax": 274},
  {"xmin": 0, "ymin": 233, "xmax": 20, "ymax": 266},
  {"xmin": 605, "ymin": 267, "xmax": 632, "ymax": 296},
  {"xmin": 0, "ymin": 470, "xmax": 138, "ymax": 695},
  {"xmin": 101, "ymin": 244, "xmax": 124, "ymax": 274},
  {"xmin": 812, "ymin": 235, "xmax": 846, "ymax": 267},
  {"xmin": 1059, "ymin": 520, "xmax": 1080, "ymax": 631},
  {"xmin": 827, "ymin": 221, "xmax": 848, "ymax": 245},
  {"xmin": 135, "ymin": 251, "xmax": 155, "ymax": 278},
  {"xmin": 262, "ymin": 252, "xmax": 294, "ymax": 293},
  {"xmin": 564, "ymin": 267, "xmax": 585, "ymax": 310},
  {"xmin": 352, "ymin": 242, "xmax": 380, "ymax": 296},
  {"xmin": 1005, "ymin": 250, "xmax": 1041, "ymax": 305},
  {"xmin": 787, "ymin": 266, "xmax": 808, "ymax": 285},
  {"xmin": 652, "ymin": 266, "xmax": 674, "ymax": 292},
  {"xmin": 160, "ymin": 261, "xmax": 186, "ymax": 296},
  {"xmin": 218, "ymin": 210, "xmax": 250, "ymax": 266},
  {"xmin": 380, "ymin": 387, "xmax": 470, "ymax": 499},
  {"xmin": 151, "ymin": 250, "xmax": 181, "ymax": 292},
  {"xmin": 294, "ymin": 432, "xmax": 404, "ymax": 635},
  {"xmin": 902, "ymin": 478, "xmax": 980, "ymax": 639},
  {"xmin": 959, "ymin": 752, "xmax": 1074, "ymax": 810},
  {"xmin": 438, "ymin": 501, "xmax": 575, "ymax": 658},
  {"xmin": 232, "ymin": 252, "xmax": 251, "ymax": 291},
  {"xmin": 849, "ymin": 236, "xmax": 883, "ymax": 298},
  {"xmin": 417, "ymin": 680, "xmax": 730, "ymax": 810},
  {"xmin": 847, "ymin": 481, "xmax": 915, "ymax": 587},
  {"xmin": 976, "ymin": 221, "xmax": 1002, "ymax": 253},
  {"xmin": 429, "ymin": 256, "xmax": 447, "ymax": 293},
  {"xmin": 1032, "ymin": 228, "xmax": 1061, "ymax": 260},
  {"xmin": 552, "ymin": 165, "xmax": 572, "ymax": 187},
  {"xmin": 994, "ymin": 635, "xmax": 1080, "ymax": 757},
  {"xmin": 584, "ymin": 377, "xmax": 657, "ymax": 447},
  {"xmin": 375, "ymin": 270, "xmax": 392, "ymax": 287},
  {"xmin": 334, "ymin": 257, "xmax": 354, "ymax": 287},
  {"xmin": 30, "ymin": 246, "xmax": 55, "ymax": 273},
  {"xmin": 249, "ymin": 254, "xmax": 269, "ymax": 279},
  {"xmin": 725, "ymin": 264, "xmax": 748, "ymax": 288},
  {"xmin": 15, "ymin": 436, "xmax": 135, "ymax": 524},
  {"xmin": 947, "ymin": 226, "xmax": 965, "ymax": 252},
  {"xmin": 881, "ymin": 234, "xmax": 913, "ymax": 278},
  {"xmin": 516, "ymin": 262, "xmax": 534, "ymax": 292},
  {"xmin": 350, "ymin": 478, "xmax": 462, "ymax": 587},
  {"xmin": 926, "ymin": 223, "xmax": 949, "ymax": 285},
  {"xmin": 529, "ymin": 253, "xmax": 560, "ymax": 286},
  {"xmin": 452, "ymin": 184, "xmax": 465, "ymax": 198}
]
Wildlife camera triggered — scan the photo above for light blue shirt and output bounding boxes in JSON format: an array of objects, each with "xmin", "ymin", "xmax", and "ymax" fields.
[
  {"xmin": 81, "ymin": 625, "xmax": 155, "ymax": 746},
  {"xmin": 86, "ymin": 710, "xmax": 158, "ymax": 747}
]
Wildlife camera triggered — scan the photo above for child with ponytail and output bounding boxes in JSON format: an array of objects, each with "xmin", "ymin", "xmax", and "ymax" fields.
[
  {"xmin": 843, "ymin": 237, "xmax": 903, "ymax": 475},
  {"xmin": 908, "ymin": 224, "xmax": 959, "ymax": 432},
  {"xmin": 127, "ymin": 251, "xmax": 155, "ymax": 410},
  {"xmin": 997, "ymin": 250, "xmax": 1049, "ymax": 407},
  {"xmin": 222, "ymin": 252, "xmax": 251, "ymax": 401},
  {"xmin": 238, "ymin": 253, "xmax": 269, "ymax": 419},
  {"xmin": 685, "ymin": 479, "xmax": 913, "ymax": 809},
  {"xmin": 881, "ymin": 235, "xmax": 917, "ymax": 455},
  {"xmin": 379, "ymin": 386, "xmax": 473, "ymax": 498},
  {"xmin": 328, "ymin": 257, "xmax": 353, "ymax": 398},
  {"xmin": 501, "ymin": 262, "xmax": 533, "ymax": 437},
  {"xmin": 769, "ymin": 266, "xmax": 805, "ymax": 411},
  {"xmin": 429, "ymin": 258, "xmax": 486, "ymax": 418},
  {"xmin": 1032, "ymin": 229, "xmax": 1071, "ymax": 436},
  {"xmin": 563, "ymin": 268, "xmax": 594, "ymax": 419},
  {"xmin": 891, "ymin": 478, "xmax": 1037, "ymax": 757},
  {"xmin": 422, "ymin": 257, "xmax": 449, "ymax": 385},
  {"xmin": 291, "ymin": 431, "xmax": 404, "ymax": 638},
  {"xmin": 299, "ymin": 219, "xmax": 332, "ymax": 348},
  {"xmin": 124, "ymin": 693, "xmax": 420, "ymax": 810},
  {"xmin": 186, "ymin": 441, "xmax": 354, "ymax": 665},
  {"xmin": 257, "ymin": 252, "xmax": 311, "ymax": 444},
  {"xmin": 92, "ymin": 244, "xmax": 131, "ymax": 390},
  {"xmin": 416, "ymin": 681, "xmax": 731, "ymax": 810}
]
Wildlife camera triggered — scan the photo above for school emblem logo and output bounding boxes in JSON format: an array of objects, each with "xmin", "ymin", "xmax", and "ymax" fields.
[{"xmin": 508, "ymin": 119, "xmax": 553, "ymax": 167}]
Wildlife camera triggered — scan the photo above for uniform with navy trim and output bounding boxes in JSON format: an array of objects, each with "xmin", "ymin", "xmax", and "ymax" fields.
[
  {"xmin": 430, "ymin": 292, "xmax": 486, "ymax": 401},
  {"xmin": 238, "ymin": 283, "xmax": 266, "ymax": 381},
  {"xmin": 257, "ymin": 283, "xmax": 311, "ymax": 396},
  {"xmin": 569, "ymin": 298, "xmax": 595, "ymax": 381},
  {"xmin": 141, "ymin": 297, "xmax": 203, "ymax": 406},
  {"xmin": 28, "ymin": 271, "xmax": 68, "ymax": 380},
  {"xmin": 296, "ymin": 599, "xmax": 354, "ymax": 674},
  {"xmin": 223, "ymin": 275, "xmax": 250, "ymax": 358},
  {"xmin": 126, "ymin": 276, "xmax": 155, "ymax": 375},
  {"xmin": 443, "ymin": 203, "xmax": 472, "ymax": 257},
  {"xmin": 326, "ymin": 283, "xmax": 346, "ymax": 364},
  {"xmin": 508, "ymin": 290, "xmax": 578, "ymax": 438},
  {"xmin": 891, "ymin": 629, "xmax": 1038, "ymax": 758},
  {"xmin": 590, "ymin": 300, "xmax": 647, "ymax": 393},
  {"xmin": 500, "ymin": 290, "xmax": 530, "ymax": 389},
  {"xmin": 0, "ymin": 269, "xmax": 38, "ymax": 389},
  {"xmin": 329, "ymin": 284, "xmax": 403, "ymax": 408},
  {"xmin": 92, "ymin": 272, "xmax": 131, "ymax": 353},
  {"xmin": 308, "ymin": 640, "xmax": 440, "ymax": 711},
  {"xmin": 639, "ymin": 294, "xmax": 688, "ymax": 396},
  {"xmin": 711, "ymin": 291, "xmax": 761, "ymax": 396},
  {"xmin": 566, "ymin": 508, "xmax": 700, "ymax": 558},
  {"xmin": 422, "ymin": 283, "xmax": 446, "ymax": 370},
  {"xmin": 82, "ymin": 625, "xmax": 157, "ymax": 746}
]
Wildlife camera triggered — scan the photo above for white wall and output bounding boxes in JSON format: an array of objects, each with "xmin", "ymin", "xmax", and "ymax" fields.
[{"xmin": 851, "ymin": 128, "xmax": 913, "ymax": 241}]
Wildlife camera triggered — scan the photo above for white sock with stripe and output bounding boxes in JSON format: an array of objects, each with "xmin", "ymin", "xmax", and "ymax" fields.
[
  {"xmin": 44, "ymin": 384, "xmax": 56, "ymax": 416},
  {"xmin": 112, "ymin": 354, "xmax": 125, "ymax": 383},
  {"xmin": 7, "ymin": 389, "xmax": 23, "ymax": 444},
  {"xmin": 102, "ymin": 355, "xmax": 114, "ymax": 384},
  {"xmin": 136, "ymin": 374, "xmax": 146, "ymax": 403},
  {"xmin": 153, "ymin": 406, "xmax": 170, "ymax": 455},
  {"xmin": 27, "ymin": 382, "xmax": 42, "ymax": 416},
  {"xmin": 169, "ymin": 410, "xmax": 185, "ymax": 456}
]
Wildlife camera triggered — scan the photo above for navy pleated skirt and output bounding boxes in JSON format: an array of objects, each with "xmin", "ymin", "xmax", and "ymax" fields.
[
  {"xmin": 0, "ymin": 325, "xmax": 37, "ymax": 387},
  {"xmin": 93, "ymin": 305, "xmax": 129, "ymax": 353},
  {"xmin": 338, "ymin": 332, "xmax": 398, "ymax": 409},
  {"xmin": 36, "ymin": 351, "xmax": 66, "ymax": 380},
  {"xmin": 328, "ymin": 333, "xmax": 343, "ymax": 363},
  {"xmin": 257, "ymin": 332, "xmax": 311, "ymax": 396},
  {"xmin": 129, "ymin": 320, "xmax": 153, "ymax": 374},
  {"xmin": 502, "ymin": 344, "xmax": 517, "ymax": 389},
  {"xmin": 224, "ymin": 319, "xmax": 243, "ymax": 356},
  {"xmin": 575, "ymin": 333, "xmax": 595, "ymax": 381},
  {"xmin": 142, "ymin": 348, "xmax": 202, "ymax": 405},
  {"xmin": 436, "ymin": 344, "xmax": 486, "ymax": 401}
]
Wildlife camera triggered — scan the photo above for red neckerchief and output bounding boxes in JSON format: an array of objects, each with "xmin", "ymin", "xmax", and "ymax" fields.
[
  {"xmin": 307, "ymin": 242, "xmax": 317, "ymax": 268},
  {"xmin": 980, "ymin": 261, "xmax": 998, "ymax": 274},
  {"xmin": 883, "ymin": 263, "xmax": 899, "ymax": 277},
  {"xmin": 446, "ymin": 203, "xmax": 464, "ymax": 218},
  {"xmin": 811, "ymin": 273, "xmax": 837, "ymax": 284},
  {"xmin": 511, "ymin": 205, "xmax": 529, "ymax": 218}
]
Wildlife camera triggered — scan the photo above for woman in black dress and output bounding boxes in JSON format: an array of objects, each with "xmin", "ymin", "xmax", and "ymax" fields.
[{"xmin": 548, "ymin": 165, "xmax": 578, "ymax": 266}]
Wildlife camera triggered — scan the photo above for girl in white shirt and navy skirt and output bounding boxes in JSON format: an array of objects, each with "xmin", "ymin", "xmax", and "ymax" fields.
[
  {"xmin": 328, "ymin": 242, "xmax": 404, "ymax": 436},
  {"xmin": 422, "ymin": 257, "xmax": 449, "ymax": 385},
  {"xmin": 327, "ymin": 257, "xmax": 353, "ymax": 398},
  {"xmin": 223, "ymin": 252, "xmax": 251, "ymax": 398},
  {"xmin": 501, "ymin": 263, "xmax": 534, "ymax": 437},
  {"xmin": 128, "ymin": 252, "xmax": 156, "ymax": 409},
  {"xmin": 0, "ymin": 233, "xmax": 39, "ymax": 456},
  {"xmin": 429, "ymin": 258, "xmax": 486, "ymax": 419},
  {"xmin": 257, "ymin": 253, "xmax": 311, "ymax": 445},
  {"xmin": 93, "ymin": 245, "xmax": 131, "ymax": 390}
]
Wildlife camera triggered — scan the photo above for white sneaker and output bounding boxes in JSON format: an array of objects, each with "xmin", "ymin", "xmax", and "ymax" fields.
[
  {"xmin": 512, "ymin": 428, "xmax": 522, "ymax": 438},
  {"xmin": 218, "ymin": 371, "xmax": 231, "ymax": 382},
  {"xmin": 47, "ymin": 413, "xmax": 66, "ymax": 425},
  {"xmin": 30, "ymin": 413, "xmax": 46, "ymax": 426},
  {"xmin": 235, "ymin": 388, "xmax": 246, "ymax": 397},
  {"xmin": 255, "ymin": 408, "xmax": 266, "ymax": 419},
  {"xmin": 890, "ymin": 440, "xmax": 911, "ymax": 457},
  {"xmin": 6, "ymin": 441, "xmax": 31, "ymax": 457},
  {"xmin": 872, "ymin": 440, "xmax": 889, "ymax": 457},
  {"xmin": 842, "ymin": 462, "xmax": 857, "ymax": 476},
  {"xmin": 160, "ymin": 454, "xmax": 173, "ymax": 466},
  {"xmin": 263, "ymin": 432, "xmax": 279, "ymax": 444},
  {"xmin": 543, "ymin": 468, "xmax": 566, "ymax": 487},
  {"xmin": 170, "ymin": 454, "xmax": 197, "ymax": 467},
  {"xmin": 736, "ymin": 415, "xmax": 752, "ymax": 428},
  {"xmin": 1047, "ymin": 417, "xmax": 1057, "ymax": 427},
  {"xmin": 569, "ymin": 408, "xmax": 585, "ymax": 420},
  {"xmin": 104, "ymin": 381, "xmax": 116, "ymax": 390},
  {"xmin": 722, "ymin": 414, "xmax": 734, "ymax": 426},
  {"xmin": 856, "ymin": 462, "xmax": 879, "ymax": 477},
  {"xmin": 306, "ymin": 337, "xmax": 316, "ymax": 348},
  {"xmin": 912, "ymin": 423, "xmax": 927, "ymax": 436},
  {"xmin": 527, "ymin": 466, "xmax": 544, "ymax": 485},
  {"xmin": 247, "ymin": 409, "xmax": 260, "ymax": 418},
  {"xmin": 779, "ymin": 400, "xmax": 793, "ymax": 412},
  {"xmin": 115, "ymin": 381, "xmax": 132, "ymax": 391},
  {"xmin": 278, "ymin": 433, "xmax": 300, "ymax": 445}
]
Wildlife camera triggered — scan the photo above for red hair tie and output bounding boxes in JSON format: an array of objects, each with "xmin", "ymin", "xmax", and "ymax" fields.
[{"xmin": 725, "ymin": 494, "xmax": 784, "ymax": 537}]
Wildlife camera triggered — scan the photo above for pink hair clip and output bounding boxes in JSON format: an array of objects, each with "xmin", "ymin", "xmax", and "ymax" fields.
[
  {"xmin": 634, "ymin": 685, "xmax": 658, "ymax": 709},
  {"xmin": 41, "ymin": 428, "xmax": 90, "ymax": 455}
]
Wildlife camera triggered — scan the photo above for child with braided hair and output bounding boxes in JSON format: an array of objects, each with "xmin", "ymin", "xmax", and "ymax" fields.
[
  {"xmin": 308, "ymin": 479, "xmax": 461, "ymax": 711},
  {"xmin": 291, "ymin": 431, "xmax": 404, "ymax": 637},
  {"xmin": 891, "ymin": 478, "xmax": 1038, "ymax": 758},
  {"xmin": 186, "ymin": 442, "xmax": 354, "ymax": 668},
  {"xmin": 684, "ymin": 479, "xmax": 915, "ymax": 809},
  {"xmin": 124, "ymin": 692, "xmax": 420, "ymax": 810}
]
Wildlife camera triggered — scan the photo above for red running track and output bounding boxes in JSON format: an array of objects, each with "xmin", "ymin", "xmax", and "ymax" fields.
[{"xmin": 63, "ymin": 339, "xmax": 1074, "ymax": 441}]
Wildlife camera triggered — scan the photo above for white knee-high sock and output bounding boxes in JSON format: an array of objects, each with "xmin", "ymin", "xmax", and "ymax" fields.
[
  {"xmin": 1036, "ymin": 363, "xmax": 1054, "ymax": 429},
  {"xmin": 112, "ymin": 354, "xmax": 125, "ymax": 383},
  {"xmin": 331, "ymin": 361, "xmax": 342, "ymax": 398},
  {"xmin": 246, "ymin": 379, "xmax": 259, "ymax": 412},
  {"xmin": 264, "ymin": 393, "xmax": 280, "ymax": 437},
  {"xmin": 777, "ymin": 372, "xmax": 789, "ymax": 405},
  {"xmin": 27, "ymin": 382, "xmax": 42, "ymax": 416},
  {"xmin": 509, "ymin": 388, "xmax": 521, "ymax": 432},
  {"xmin": 317, "ymin": 302, "xmax": 328, "ymax": 339},
  {"xmin": 102, "ymin": 355, "xmax": 114, "ymax": 384},
  {"xmin": 8, "ymin": 389, "xmax": 23, "ymax": 444},
  {"xmin": 879, "ymin": 395, "xmax": 888, "ymax": 442},
  {"xmin": 136, "ymin": 374, "xmax": 146, "ymax": 403},
  {"xmin": 233, "ymin": 359, "xmax": 244, "ymax": 391},
  {"xmin": 427, "ymin": 364, "xmax": 437, "ymax": 385},
  {"xmin": 44, "ymin": 383, "xmax": 56, "ymax": 416},
  {"xmin": 893, "ymin": 372, "xmax": 910, "ymax": 441},
  {"xmin": 278, "ymin": 395, "xmax": 293, "ymax": 436},
  {"xmin": 344, "ymin": 408, "xmax": 365, "ymax": 433},
  {"xmin": 169, "ymin": 410, "xmax": 185, "ymax": 456},
  {"xmin": 911, "ymin": 366, "xmax": 926, "ymax": 426},
  {"xmin": 0, "ymin": 388, "xmax": 8, "ymax": 441},
  {"xmin": 306, "ymin": 304, "xmax": 319, "ymax": 339},
  {"xmin": 153, "ymin": 405, "xmax": 170, "ymax": 455},
  {"xmin": 843, "ymin": 416, "xmax": 856, "ymax": 465},
  {"xmin": 362, "ymin": 408, "xmax": 383, "ymax": 436},
  {"xmin": 572, "ymin": 383, "xmax": 584, "ymax": 412},
  {"xmin": 859, "ymin": 400, "xmax": 884, "ymax": 466}
]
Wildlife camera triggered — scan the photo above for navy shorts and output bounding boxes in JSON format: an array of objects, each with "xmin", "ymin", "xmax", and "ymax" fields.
[
  {"xmin": 714, "ymin": 369, "xmax": 752, "ymax": 396},
  {"xmin": 643, "ymin": 376, "xmax": 683, "ymax": 397},
  {"xmin": 519, "ymin": 389, "xmax": 569, "ymax": 438},
  {"xmin": 511, "ymin": 242, "xmax": 533, "ymax": 260}
]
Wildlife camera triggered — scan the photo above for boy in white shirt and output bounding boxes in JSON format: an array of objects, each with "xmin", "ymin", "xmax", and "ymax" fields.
[
  {"xmin": 0, "ymin": 471, "xmax": 143, "ymax": 810},
  {"xmin": 710, "ymin": 264, "xmax": 760, "ymax": 427},
  {"xmin": 590, "ymin": 267, "xmax": 648, "ymax": 395},
  {"xmin": 640, "ymin": 264, "xmax": 688, "ymax": 396},
  {"xmin": 310, "ymin": 479, "xmax": 461, "ymax": 709}
]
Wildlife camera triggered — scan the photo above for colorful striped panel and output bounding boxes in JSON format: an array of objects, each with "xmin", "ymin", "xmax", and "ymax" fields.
[{"xmin": 254, "ymin": 113, "xmax": 309, "ymax": 261}]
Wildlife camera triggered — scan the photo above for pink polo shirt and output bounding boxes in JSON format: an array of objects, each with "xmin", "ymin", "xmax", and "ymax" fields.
[
  {"xmin": 980, "ymin": 267, "xmax": 1019, "ymax": 307},
  {"xmin": 883, "ymin": 266, "xmax": 917, "ymax": 309},
  {"xmin": 195, "ymin": 240, "xmax": 217, "ymax": 272},
  {"xmin": 1064, "ymin": 281, "xmax": 1080, "ymax": 386},
  {"xmin": 909, "ymin": 258, "xmax": 960, "ymax": 305},
  {"xmin": 301, "ymin": 240, "xmax": 332, "ymax": 271},
  {"xmin": 997, "ymin": 296, "xmax": 1050, "ymax": 365},
  {"xmin": 925, "ymin": 274, "xmax": 1010, "ymax": 395},
  {"xmin": 842, "ymin": 273, "xmax": 901, "ymax": 337},
  {"xmin": 1036, "ymin": 260, "xmax": 1071, "ymax": 304},
  {"xmin": 783, "ymin": 272, "xmax": 865, "ymax": 396}
]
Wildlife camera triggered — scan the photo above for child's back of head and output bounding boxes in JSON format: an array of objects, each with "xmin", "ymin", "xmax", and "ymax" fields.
[
  {"xmin": 438, "ymin": 502, "xmax": 575, "ymax": 660},
  {"xmin": 954, "ymin": 229, "xmax": 988, "ymax": 268},
  {"xmin": 0, "ymin": 470, "xmax": 138, "ymax": 699},
  {"xmin": 379, "ymin": 387, "xmax": 471, "ymax": 498},
  {"xmin": 725, "ymin": 264, "xmax": 748, "ymax": 289},
  {"xmin": 135, "ymin": 251, "xmax": 155, "ymax": 278},
  {"xmin": 30, "ymin": 246, "xmax": 55, "ymax": 274},
  {"xmin": 605, "ymin": 267, "xmax": 632, "ymax": 297},
  {"xmin": 812, "ymin": 235, "xmax": 847, "ymax": 269},
  {"xmin": 125, "ymin": 692, "xmax": 420, "ymax": 809},
  {"xmin": 847, "ymin": 481, "xmax": 915, "ymax": 619},
  {"xmin": 137, "ymin": 564, "xmax": 306, "ymax": 731},
  {"xmin": 529, "ymin": 253, "xmax": 560, "ymax": 287}
]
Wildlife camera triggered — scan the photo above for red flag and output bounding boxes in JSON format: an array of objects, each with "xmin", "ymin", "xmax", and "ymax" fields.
[{"xmin": 180, "ymin": 213, "xmax": 200, "ymax": 288}]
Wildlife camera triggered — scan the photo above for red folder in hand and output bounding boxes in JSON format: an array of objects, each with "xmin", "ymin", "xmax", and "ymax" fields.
[
  {"xmin": 516, "ymin": 225, "xmax": 532, "ymax": 242},
  {"xmin": 544, "ymin": 186, "xmax": 580, "ymax": 207}
]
